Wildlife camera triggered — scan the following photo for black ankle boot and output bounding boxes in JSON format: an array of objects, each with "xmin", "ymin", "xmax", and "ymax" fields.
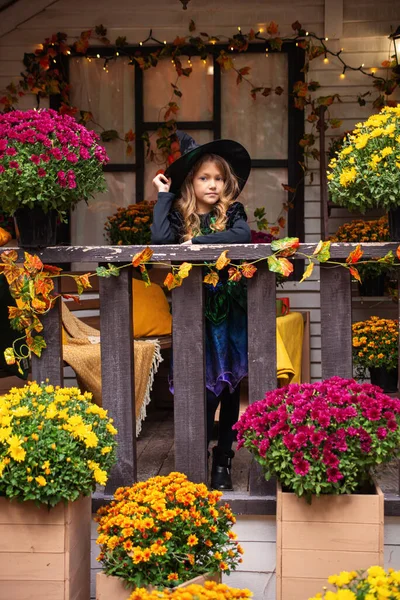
[{"xmin": 211, "ymin": 447, "xmax": 234, "ymax": 491}]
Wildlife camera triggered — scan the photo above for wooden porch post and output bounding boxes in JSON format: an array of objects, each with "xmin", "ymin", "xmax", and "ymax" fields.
[
  {"xmin": 172, "ymin": 265, "xmax": 207, "ymax": 483},
  {"xmin": 99, "ymin": 266, "xmax": 136, "ymax": 492},
  {"xmin": 320, "ymin": 264, "xmax": 352, "ymax": 379},
  {"xmin": 247, "ymin": 263, "xmax": 277, "ymax": 495}
]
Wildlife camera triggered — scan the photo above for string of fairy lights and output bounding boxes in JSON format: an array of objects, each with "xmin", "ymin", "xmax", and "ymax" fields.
[{"xmin": 55, "ymin": 25, "xmax": 393, "ymax": 84}]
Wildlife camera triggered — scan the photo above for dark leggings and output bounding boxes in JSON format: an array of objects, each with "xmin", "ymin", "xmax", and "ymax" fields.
[{"xmin": 206, "ymin": 384, "xmax": 241, "ymax": 453}]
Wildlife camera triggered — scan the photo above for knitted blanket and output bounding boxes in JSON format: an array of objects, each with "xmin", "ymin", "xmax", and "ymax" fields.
[{"xmin": 61, "ymin": 303, "xmax": 162, "ymax": 436}]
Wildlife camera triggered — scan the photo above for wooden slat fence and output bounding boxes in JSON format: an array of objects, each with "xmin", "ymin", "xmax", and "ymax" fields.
[{"xmin": 14, "ymin": 242, "xmax": 400, "ymax": 511}]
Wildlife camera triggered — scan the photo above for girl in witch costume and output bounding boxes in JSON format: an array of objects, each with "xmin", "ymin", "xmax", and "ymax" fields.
[{"xmin": 151, "ymin": 132, "xmax": 251, "ymax": 491}]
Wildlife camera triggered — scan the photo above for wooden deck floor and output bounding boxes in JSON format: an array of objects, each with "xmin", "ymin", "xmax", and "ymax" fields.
[{"xmin": 137, "ymin": 403, "xmax": 253, "ymax": 492}]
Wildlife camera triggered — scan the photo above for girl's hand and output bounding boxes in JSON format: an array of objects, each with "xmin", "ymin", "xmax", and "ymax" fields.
[
  {"xmin": 181, "ymin": 239, "xmax": 192, "ymax": 245},
  {"xmin": 153, "ymin": 173, "xmax": 171, "ymax": 193}
]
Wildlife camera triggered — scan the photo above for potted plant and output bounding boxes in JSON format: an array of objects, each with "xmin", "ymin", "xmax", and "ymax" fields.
[
  {"xmin": 353, "ymin": 316, "xmax": 399, "ymax": 392},
  {"xmin": 126, "ymin": 581, "xmax": 252, "ymax": 600},
  {"xmin": 234, "ymin": 376, "xmax": 400, "ymax": 600},
  {"xmin": 327, "ymin": 106, "xmax": 400, "ymax": 240},
  {"xmin": 308, "ymin": 566, "xmax": 400, "ymax": 600},
  {"xmin": 95, "ymin": 472, "xmax": 243, "ymax": 598},
  {"xmin": 331, "ymin": 216, "xmax": 392, "ymax": 296},
  {"xmin": 0, "ymin": 380, "xmax": 117, "ymax": 600},
  {"xmin": 0, "ymin": 108, "xmax": 109, "ymax": 247},
  {"xmin": 104, "ymin": 201, "xmax": 155, "ymax": 246}
]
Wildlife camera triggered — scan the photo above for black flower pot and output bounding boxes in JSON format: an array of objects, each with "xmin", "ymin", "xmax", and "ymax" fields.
[
  {"xmin": 14, "ymin": 206, "xmax": 57, "ymax": 248},
  {"xmin": 388, "ymin": 207, "xmax": 400, "ymax": 241},
  {"xmin": 369, "ymin": 366, "xmax": 398, "ymax": 393},
  {"xmin": 358, "ymin": 274, "xmax": 386, "ymax": 297}
]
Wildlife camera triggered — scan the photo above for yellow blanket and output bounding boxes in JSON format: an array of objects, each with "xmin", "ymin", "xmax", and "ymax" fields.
[
  {"xmin": 277, "ymin": 311, "xmax": 304, "ymax": 386},
  {"xmin": 61, "ymin": 303, "xmax": 162, "ymax": 436}
]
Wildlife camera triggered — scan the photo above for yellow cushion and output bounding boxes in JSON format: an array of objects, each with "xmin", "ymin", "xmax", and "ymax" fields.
[{"xmin": 132, "ymin": 278, "xmax": 172, "ymax": 338}]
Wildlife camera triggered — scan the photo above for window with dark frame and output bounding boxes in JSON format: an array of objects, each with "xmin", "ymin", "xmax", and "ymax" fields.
[{"xmin": 61, "ymin": 42, "xmax": 304, "ymax": 261}]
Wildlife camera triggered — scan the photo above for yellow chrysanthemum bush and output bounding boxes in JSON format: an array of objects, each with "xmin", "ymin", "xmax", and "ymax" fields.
[
  {"xmin": 352, "ymin": 316, "xmax": 398, "ymax": 372},
  {"xmin": 309, "ymin": 566, "xmax": 400, "ymax": 600},
  {"xmin": 128, "ymin": 581, "xmax": 252, "ymax": 600},
  {"xmin": 327, "ymin": 105, "xmax": 400, "ymax": 212},
  {"xmin": 0, "ymin": 381, "xmax": 117, "ymax": 506},
  {"xmin": 95, "ymin": 472, "xmax": 243, "ymax": 589}
]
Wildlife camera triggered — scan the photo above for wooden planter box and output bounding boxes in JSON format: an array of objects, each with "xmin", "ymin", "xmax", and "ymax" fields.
[
  {"xmin": 276, "ymin": 482, "xmax": 384, "ymax": 600},
  {"xmin": 0, "ymin": 495, "xmax": 91, "ymax": 600},
  {"xmin": 96, "ymin": 572, "xmax": 221, "ymax": 600}
]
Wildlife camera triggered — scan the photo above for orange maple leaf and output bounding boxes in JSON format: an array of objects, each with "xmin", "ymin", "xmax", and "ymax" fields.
[
  {"xmin": 346, "ymin": 245, "xmax": 363, "ymax": 264},
  {"xmin": 76, "ymin": 273, "xmax": 92, "ymax": 289},
  {"xmin": 396, "ymin": 245, "xmax": 400, "ymax": 261},
  {"xmin": 349, "ymin": 266, "xmax": 361, "ymax": 283},
  {"xmin": 0, "ymin": 250, "xmax": 18, "ymax": 264},
  {"xmin": 24, "ymin": 252, "xmax": 43, "ymax": 273},
  {"xmin": 42, "ymin": 264, "xmax": 62, "ymax": 275},
  {"xmin": 203, "ymin": 271, "xmax": 220, "ymax": 287},
  {"xmin": 278, "ymin": 217, "xmax": 286, "ymax": 228},
  {"xmin": 177, "ymin": 262, "xmax": 192, "ymax": 280},
  {"xmin": 34, "ymin": 275, "xmax": 54, "ymax": 297},
  {"xmin": 163, "ymin": 272, "xmax": 182, "ymax": 291},
  {"xmin": 267, "ymin": 21, "xmax": 279, "ymax": 35},
  {"xmin": 215, "ymin": 250, "xmax": 230, "ymax": 270},
  {"xmin": 241, "ymin": 263, "xmax": 257, "ymax": 278},
  {"xmin": 228, "ymin": 267, "xmax": 242, "ymax": 282},
  {"xmin": 132, "ymin": 247, "xmax": 154, "ymax": 267}
]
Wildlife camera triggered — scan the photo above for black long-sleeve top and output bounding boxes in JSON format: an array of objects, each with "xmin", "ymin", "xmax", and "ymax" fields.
[{"xmin": 150, "ymin": 192, "xmax": 251, "ymax": 245}]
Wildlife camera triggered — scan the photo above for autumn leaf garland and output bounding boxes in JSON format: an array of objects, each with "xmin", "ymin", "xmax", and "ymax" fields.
[{"xmin": 1, "ymin": 237, "xmax": 399, "ymax": 372}]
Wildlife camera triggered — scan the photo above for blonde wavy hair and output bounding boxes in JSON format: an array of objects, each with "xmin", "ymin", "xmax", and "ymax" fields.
[{"xmin": 174, "ymin": 154, "xmax": 240, "ymax": 242}]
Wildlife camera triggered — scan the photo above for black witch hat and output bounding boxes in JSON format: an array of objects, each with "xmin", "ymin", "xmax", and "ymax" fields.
[{"xmin": 164, "ymin": 131, "xmax": 251, "ymax": 196}]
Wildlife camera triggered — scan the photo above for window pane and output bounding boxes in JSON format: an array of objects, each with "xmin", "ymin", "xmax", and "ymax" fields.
[
  {"xmin": 241, "ymin": 168, "xmax": 288, "ymax": 236},
  {"xmin": 143, "ymin": 56, "xmax": 213, "ymax": 122},
  {"xmin": 221, "ymin": 53, "xmax": 288, "ymax": 160},
  {"xmin": 71, "ymin": 172, "xmax": 135, "ymax": 246},
  {"xmin": 69, "ymin": 57, "xmax": 135, "ymax": 163},
  {"xmin": 144, "ymin": 129, "xmax": 214, "ymax": 202}
]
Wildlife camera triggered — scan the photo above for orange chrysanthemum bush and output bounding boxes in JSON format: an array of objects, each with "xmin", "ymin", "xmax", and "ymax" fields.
[
  {"xmin": 95, "ymin": 473, "xmax": 243, "ymax": 588},
  {"xmin": 352, "ymin": 316, "xmax": 398, "ymax": 373},
  {"xmin": 104, "ymin": 201, "xmax": 155, "ymax": 246},
  {"xmin": 128, "ymin": 581, "xmax": 252, "ymax": 600}
]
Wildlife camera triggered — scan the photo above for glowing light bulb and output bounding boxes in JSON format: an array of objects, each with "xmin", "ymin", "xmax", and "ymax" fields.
[
  {"xmin": 325, "ymin": 37, "xmax": 329, "ymax": 41},
  {"xmin": 323, "ymin": 57, "xmax": 329, "ymax": 64},
  {"xmin": 164, "ymin": 40, "xmax": 167, "ymax": 44},
  {"xmin": 340, "ymin": 73, "xmax": 345, "ymax": 79},
  {"xmin": 139, "ymin": 41, "xmax": 143, "ymax": 46},
  {"xmin": 66, "ymin": 50, "xmax": 71, "ymax": 55},
  {"xmin": 96, "ymin": 54, "xmax": 100, "ymax": 58},
  {"xmin": 116, "ymin": 51, "xmax": 120, "ymax": 56}
]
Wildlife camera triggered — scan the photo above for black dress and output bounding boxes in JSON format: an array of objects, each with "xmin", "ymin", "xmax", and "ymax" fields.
[{"xmin": 151, "ymin": 192, "xmax": 250, "ymax": 396}]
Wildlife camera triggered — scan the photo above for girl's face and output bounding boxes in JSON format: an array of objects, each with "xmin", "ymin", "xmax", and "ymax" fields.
[{"xmin": 192, "ymin": 160, "xmax": 225, "ymax": 214}]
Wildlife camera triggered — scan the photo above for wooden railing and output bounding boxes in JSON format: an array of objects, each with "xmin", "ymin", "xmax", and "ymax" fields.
[{"xmin": 13, "ymin": 242, "xmax": 400, "ymax": 513}]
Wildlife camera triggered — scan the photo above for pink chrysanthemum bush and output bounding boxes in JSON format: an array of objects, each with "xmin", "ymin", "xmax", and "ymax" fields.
[
  {"xmin": 0, "ymin": 108, "xmax": 108, "ymax": 218},
  {"xmin": 234, "ymin": 377, "xmax": 400, "ymax": 500}
]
